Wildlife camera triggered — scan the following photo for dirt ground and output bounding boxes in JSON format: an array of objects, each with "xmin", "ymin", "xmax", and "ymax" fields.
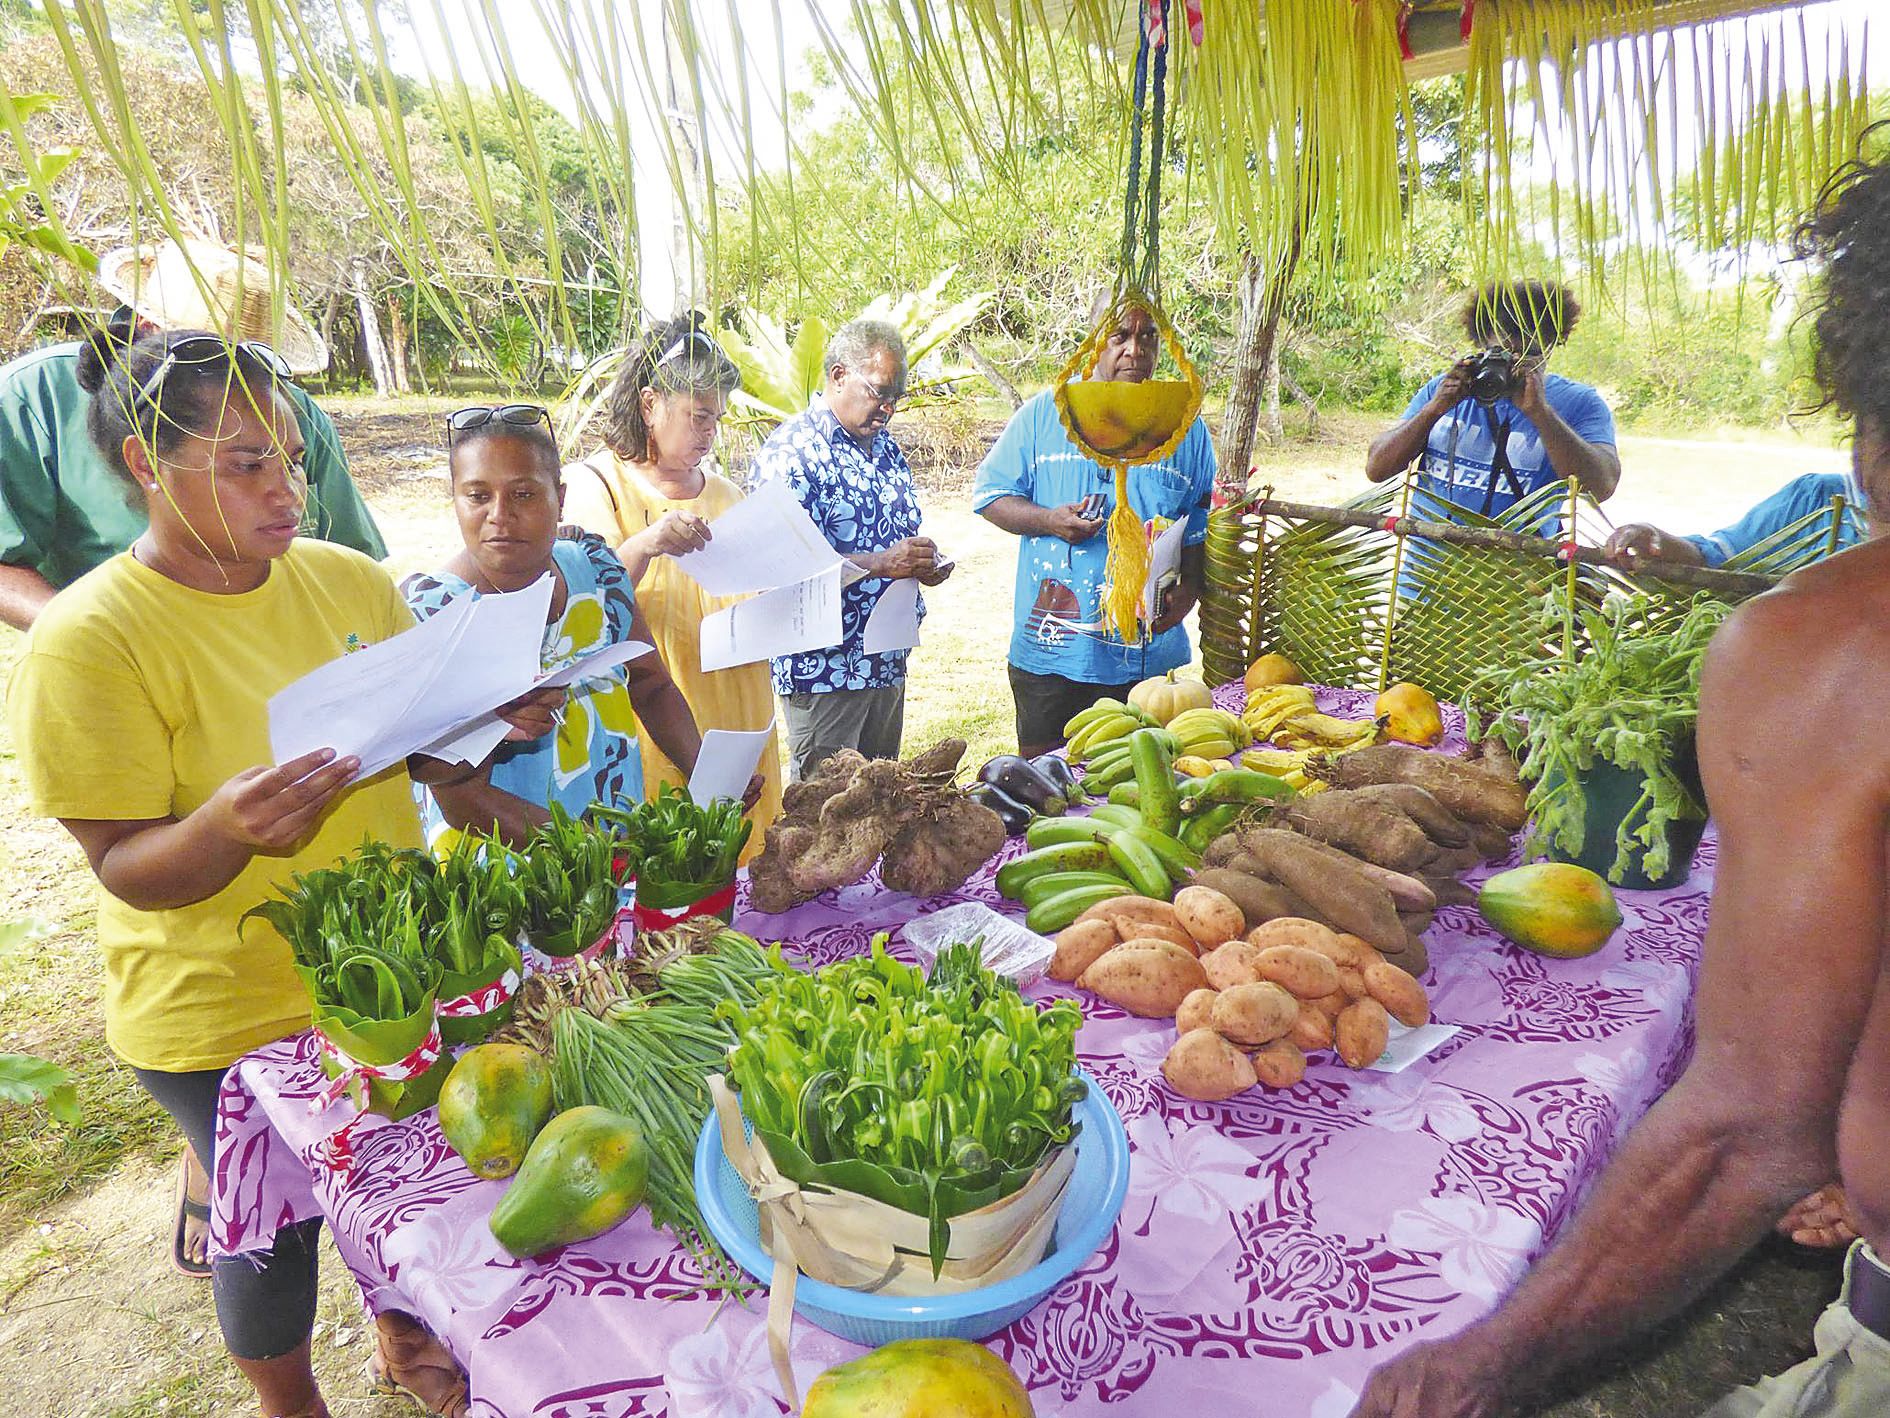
[{"xmin": 0, "ymin": 397, "xmax": 1853, "ymax": 1417}]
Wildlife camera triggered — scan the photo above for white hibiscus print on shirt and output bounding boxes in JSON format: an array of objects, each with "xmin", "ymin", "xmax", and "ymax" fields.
[{"xmin": 1387, "ymin": 1194, "xmax": 1539, "ymax": 1302}]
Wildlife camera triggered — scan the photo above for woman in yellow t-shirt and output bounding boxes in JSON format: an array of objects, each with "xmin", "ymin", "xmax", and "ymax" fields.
[
  {"xmin": 563, "ymin": 315, "xmax": 784, "ymax": 856},
  {"xmin": 6, "ymin": 331, "xmax": 529, "ymax": 1418}
]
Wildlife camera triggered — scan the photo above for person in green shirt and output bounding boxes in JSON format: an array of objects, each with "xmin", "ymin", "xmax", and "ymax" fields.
[{"xmin": 0, "ymin": 240, "xmax": 384, "ymax": 631}]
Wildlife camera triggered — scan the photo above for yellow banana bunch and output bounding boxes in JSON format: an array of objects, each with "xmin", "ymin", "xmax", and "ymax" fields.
[
  {"xmin": 1243, "ymin": 684, "xmax": 1318, "ymax": 738},
  {"xmin": 1240, "ymin": 746, "xmax": 1313, "ymax": 775},
  {"xmin": 1271, "ymin": 712, "xmax": 1380, "ymax": 751},
  {"xmin": 1172, "ymin": 755, "xmax": 1219, "ymax": 779}
]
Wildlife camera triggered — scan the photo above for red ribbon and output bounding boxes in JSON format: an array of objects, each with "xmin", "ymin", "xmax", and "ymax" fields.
[
  {"xmin": 1184, "ymin": 0, "xmax": 1203, "ymax": 46},
  {"xmin": 309, "ymin": 1025, "xmax": 443, "ymax": 1173},
  {"xmin": 1461, "ymin": 0, "xmax": 1477, "ymax": 42},
  {"xmin": 1382, "ymin": 516, "xmax": 1403, "ymax": 534},
  {"xmin": 526, "ymin": 928, "xmax": 615, "ymax": 976},
  {"xmin": 1144, "ymin": 0, "xmax": 1166, "ymax": 47},
  {"xmin": 629, "ymin": 880, "xmax": 738, "ymax": 934},
  {"xmin": 438, "ymin": 969, "xmax": 520, "ymax": 1018},
  {"xmin": 1398, "ymin": 2, "xmax": 1416, "ymax": 60}
]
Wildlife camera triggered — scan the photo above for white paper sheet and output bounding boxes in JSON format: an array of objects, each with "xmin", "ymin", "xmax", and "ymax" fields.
[
  {"xmin": 688, "ymin": 721, "xmax": 775, "ymax": 803},
  {"xmin": 672, "ymin": 477, "xmax": 842, "ymax": 596},
  {"xmin": 409, "ymin": 640, "xmax": 655, "ymax": 767},
  {"xmin": 699, "ymin": 565, "xmax": 843, "ymax": 673},
  {"xmin": 1143, "ymin": 517, "xmax": 1188, "ymax": 624},
  {"xmin": 537, "ymin": 638, "xmax": 652, "ymax": 690},
  {"xmin": 861, "ymin": 576, "xmax": 922, "ymax": 654},
  {"xmin": 1362, "ymin": 1021, "xmax": 1463, "ymax": 1074}
]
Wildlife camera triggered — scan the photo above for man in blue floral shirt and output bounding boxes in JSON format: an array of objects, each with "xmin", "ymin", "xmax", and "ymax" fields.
[{"xmin": 755, "ymin": 319, "xmax": 952, "ymax": 780}]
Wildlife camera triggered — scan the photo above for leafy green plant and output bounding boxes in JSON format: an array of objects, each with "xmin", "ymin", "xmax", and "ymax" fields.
[
  {"xmin": 0, "ymin": 1053, "xmax": 78, "ymax": 1124},
  {"xmin": 502, "ymin": 804, "xmax": 623, "ymax": 958}
]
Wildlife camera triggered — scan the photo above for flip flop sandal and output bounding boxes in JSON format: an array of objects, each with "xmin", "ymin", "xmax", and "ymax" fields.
[
  {"xmin": 365, "ymin": 1342, "xmax": 470, "ymax": 1418},
  {"xmin": 171, "ymin": 1159, "xmax": 212, "ymax": 1280}
]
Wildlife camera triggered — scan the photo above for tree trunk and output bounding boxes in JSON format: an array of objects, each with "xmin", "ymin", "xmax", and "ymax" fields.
[
  {"xmin": 965, "ymin": 343, "xmax": 1023, "ymax": 410},
  {"xmin": 1262, "ymin": 346, "xmax": 1283, "ymax": 445},
  {"xmin": 350, "ymin": 260, "xmax": 392, "ymax": 398},
  {"xmin": 319, "ymin": 288, "xmax": 340, "ymax": 362},
  {"xmin": 1218, "ymin": 244, "xmax": 1302, "ymax": 492},
  {"xmin": 386, "ymin": 296, "xmax": 412, "ymax": 394}
]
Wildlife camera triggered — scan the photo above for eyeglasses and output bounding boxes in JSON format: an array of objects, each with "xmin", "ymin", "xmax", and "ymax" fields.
[
  {"xmin": 132, "ymin": 335, "xmax": 292, "ymax": 408},
  {"xmin": 850, "ymin": 369, "xmax": 905, "ymax": 411},
  {"xmin": 655, "ymin": 329, "xmax": 720, "ymax": 366},
  {"xmin": 445, "ymin": 403, "xmax": 551, "ymax": 443}
]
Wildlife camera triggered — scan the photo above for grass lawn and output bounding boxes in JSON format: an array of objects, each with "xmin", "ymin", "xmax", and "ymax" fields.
[{"xmin": 0, "ymin": 398, "xmax": 1850, "ymax": 1414}]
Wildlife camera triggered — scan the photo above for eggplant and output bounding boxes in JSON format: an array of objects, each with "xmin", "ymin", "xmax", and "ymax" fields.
[
  {"xmin": 1030, "ymin": 753, "xmax": 1085, "ymax": 808},
  {"xmin": 966, "ymin": 782, "xmax": 1034, "ymax": 836},
  {"xmin": 976, "ymin": 754, "xmax": 1066, "ymax": 816}
]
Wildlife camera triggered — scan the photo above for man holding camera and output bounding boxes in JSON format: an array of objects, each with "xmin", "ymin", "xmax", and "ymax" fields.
[{"xmin": 1366, "ymin": 280, "xmax": 1620, "ymax": 517}]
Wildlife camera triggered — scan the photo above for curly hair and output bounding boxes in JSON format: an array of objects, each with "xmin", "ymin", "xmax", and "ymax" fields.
[
  {"xmin": 1462, "ymin": 280, "xmax": 1582, "ymax": 352},
  {"xmin": 600, "ymin": 312, "xmax": 742, "ymax": 462},
  {"xmin": 1795, "ymin": 128, "xmax": 1890, "ymax": 435}
]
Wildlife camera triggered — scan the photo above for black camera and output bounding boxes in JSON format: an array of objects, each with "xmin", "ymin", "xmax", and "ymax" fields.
[{"xmin": 1467, "ymin": 347, "xmax": 1522, "ymax": 405}]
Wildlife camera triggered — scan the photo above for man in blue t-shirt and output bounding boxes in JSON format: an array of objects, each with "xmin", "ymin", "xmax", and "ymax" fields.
[
  {"xmin": 1602, "ymin": 471, "xmax": 1867, "ymax": 570},
  {"xmin": 973, "ymin": 298, "xmax": 1217, "ymax": 757},
  {"xmin": 1366, "ymin": 280, "xmax": 1620, "ymax": 520}
]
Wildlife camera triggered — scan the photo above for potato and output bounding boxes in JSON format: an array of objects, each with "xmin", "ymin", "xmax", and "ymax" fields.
[
  {"xmin": 1050, "ymin": 919, "xmax": 1119, "ymax": 983},
  {"xmin": 1201, "ymin": 939, "xmax": 1266, "ymax": 991},
  {"xmin": 1310, "ymin": 989, "xmax": 1351, "ymax": 1022},
  {"xmin": 1210, "ymin": 981, "xmax": 1299, "ymax": 1047},
  {"xmin": 1176, "ymin": 987, "xmax": 1220, "ymax": 1035},
  {"xmin": 1254, "ymin": 944, "xmax": 1342, "ymax": 1000},
  {"xmin": 1336, "ymin": 965, "xmax": 1369, "ymax": 1000},
  {"xmin": 1078, "ymin": 941, "xmax": 1209, "ymax": 1018},
  {"xmin": 1336, "ymin": 998, "xmax": 1392, "ymax": 1069},
  {"xmin": 1251, "ymin": 1039, "xmax": 1308, "ymax": 1090},
  {"xmin": 1078, "ymin": 895, "xmax": 1179, "ymax": 930},
  {"xmin": 1364, "ymin": 960, "xmax": 1431, "ymax": 1027},
  {"xmin": 1115, "ymin": 917, "xmax": 1199, "ymax": 955},
  {"xmin": 1162, "ymin": 1028, "xmax": 1258, "ymax": 1102},
  {"xmin": 1288, "ymin": 1003, "xmax": 1334, "ymax": 1053},
  {"xmin": 1246, "ymin": 917, "xmax": 1341, "ymax": 953},
  {"xmin": 1173, "ymin": 885, "xmax": 1246, "ymax": 950},
  {"xmin": 1190, "ymin": 869, "xmax": 1306, "ymax": 927}
]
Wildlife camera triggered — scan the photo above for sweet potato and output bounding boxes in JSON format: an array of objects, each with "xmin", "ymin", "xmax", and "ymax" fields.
[
  {"xmin": 1176, "ymin": 987, "xmax": 1220, "ymax": 1035},
  {"xmin": 1173, "ymin": 886, "xmax": 1246, "ymax": 951},
  {"xmin": 1189, "ymin": 869, "xmax": 1307, "ymax": 927},
  {"xmin": 1336, "ymin": 965, "xmax": 1369, "ymax": 1000},
  {"xmin": 1364, "ymin": 960, "xmax": 1431, "ymax": 1027},
  {"xmin": 1078, "ymin": 895, "xmax": 1179, "ymax": 930},
  {"xmin": 1255, "ymin": 944, "xmax": 1342, "ymax": 1000},
  {"xmin": 1247, "ymin": 916, "xmax": 1342, "ymax": 953},
  {"xmin": 1336, "ymin": 997, "xmax": 1392, "ymax": 1069},
  {"xmin": 1050, "ymin": 919, "xmax": 1120, "ymax": 983},
  {"xmin": 1162, "ymin": 1028, "xmax": 1258, "ymax": 1101},
  {"xmin": 1078, "ymin": 941, "xmax": 1209, "ymax": 1017},
  {"xmin": 1289, "ymin": 1003, "xmax": 1335, "ymax": 1052},
  {"xmin": 1210, "ymin": 981, "xmax": 1299, "ymax": 1047},
  {"xmin": 1201, "ymin": 939, "xmax": 1267, "ymax": 991},
  {"xmin": 1312, "ymin": 744, "xmax": 1529, "ymax": 830},
  {"xmin": 1114, "ymin": 917, "xmax": 1198, "ymax": 955},
  {"xmin": 1309, "ymin": 931, "xmax": 1376, "ymax": 971},
  {"xmin": 1310, "ymin": 989, "xmax": 1351, "ymax": 1022},
  {"xmin": 1234, "ymin": 828, "xmax": 1407, "ymax": 955},
  {"xmin": 1251, "ymin": 1039, "xmax": 1309, "ymax": 1089}
]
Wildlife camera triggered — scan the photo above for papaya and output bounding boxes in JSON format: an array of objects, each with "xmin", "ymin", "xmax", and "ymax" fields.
[
  {"xmin": 803, "ymin": 1339, "xmax": 1035, "ymax": 1418},
  {"xmin": 438, "ymin": 1043, "xmax": 555, "ymax": 1181},
  {"xmin": 1375, "ymin": 682, "xmax": 1445, "ymax": 747},
  {"xmin": 1477, "ymin": 862, "xmax": 1623, "ymax": 958},
  {"xmin": 488, "ymin": 1105, "xmax": 649, "ymax": 1258}
]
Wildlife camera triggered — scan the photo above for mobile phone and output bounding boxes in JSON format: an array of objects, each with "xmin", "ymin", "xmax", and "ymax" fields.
[{"xmin": 1079, "ymin": 492, "xmax": 1107, "ymax": 521}]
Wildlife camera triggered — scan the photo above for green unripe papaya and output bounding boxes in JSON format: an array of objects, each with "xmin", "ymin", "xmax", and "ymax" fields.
[
  {"xmin": 437, "ymin": 1043, "xmax": 555, "ymax": 1181},
  {"xmin": 488, "ymin": 1105, "xmax": 649, "ymax": 1259},
  {"xmin": 1478, "ymin": 862, "xmax": 1623, "ymax": 958},
  {"xmin": 802, "ymin": 1339, "xmax": 1035, "ymax": 1418}
]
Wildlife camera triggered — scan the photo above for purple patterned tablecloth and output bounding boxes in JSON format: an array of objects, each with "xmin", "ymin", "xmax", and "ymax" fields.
[{"xmin": 212, "ymin": 688, "xmax": 1713, "ymax": 1417}]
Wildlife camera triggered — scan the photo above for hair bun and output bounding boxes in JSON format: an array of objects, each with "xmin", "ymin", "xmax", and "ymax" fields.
[{"xmin": 74, "ymin": 323, "xmax": 130, "ymax": 394}]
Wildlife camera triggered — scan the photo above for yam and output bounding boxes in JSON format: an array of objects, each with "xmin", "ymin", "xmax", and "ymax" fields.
[
  {"xmin": 1398, "ymin": 908, "xmax": 1436, "ymax": 939},
  {"xmin": 1201, "ymin": 940, "xmax": 1266, "ymax": 991},
  {"xmin": 1283, "ymin": 793, "xmax": 1436, "ymax": 873},
  {"xmin": 1254, "ymin": 945, "xmax": 1342, "ymax": 1000},
  {"xmin": 879, "ymin": 797, "xmax": 1006, "ymax": 898},
  {"xmin": 1050, "ymin": 920, "xmax": 1120, "ymax": 983},
  {"xmin": 1235, "ymin": 828, "xmax": 1407, "ymax": 954},
  {"xmin": 1251, "ymin": 1039, "xmax": 1308, "ymax": 1090},
  {"xmin": 1313, "ymin": 744, "xmax": 1529, "ymax": 830},
  {"xmin": 1384, "ymin": 933, "xmax": 1429, "ymax": 977},
  {"xmin": 1162, "ymin": 1028, "xmax": 1257, "ymax": 1102},
  {"xmin": 1201, "ymin": 835, "xmax": 1244, "ymax": 869},
  {"xmin": 1077, "ymin": 942, "xmax": 1209, "ymax": 1017},
  {"xmin": 1114, "ymin": 917, "xmax": 1198, "ymax": 955},
  {"xmin": 1176, "ymin": 987, "xmax": 1220, "ymax": 1035},
  {"xmin": 1422, "ymin": 845, "xmax": 1484, "ymax": 877},
  {"xmin": 1336, "ymin": 998, "xmax": 1392, "ymax": 1069},
  {"xmin": 1077, "ymin": 895, "xmax": 1180, "ymax": 931},
  {"xmin": 1288, "ymin": 1004, "xmax": 1334, "ymax": 1053},
  {"xmin": 1348, "ymin": 784, "xmax": 1472, "ymax": 848},
  {"xmin": 1190, "ymin": 869, "xmax": 1306, "ymax": 927},
  {"xmin": 1173, "ymin": 886, "xmax": 1246, "ymax": 951},
  {"xmin": 1210, "ymin": 981, "xmax": 1299, "ymax": 1047},
  {"xmin": 1364, "ymin": 960, "xmax": 1431, "ymax": 1028},
  {"xmin": 1469, "ymin": 822, "xmax": 1517, "ymax": 861},
  {"xmin": 1422, "ymin": 875, "xmax": 1481, "ymax": 909}
]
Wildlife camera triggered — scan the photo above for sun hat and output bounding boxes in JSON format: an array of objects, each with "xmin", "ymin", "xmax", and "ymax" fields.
[{"xmin": 95, "ymin": 238, "xmax": 329, "ymax": 375}]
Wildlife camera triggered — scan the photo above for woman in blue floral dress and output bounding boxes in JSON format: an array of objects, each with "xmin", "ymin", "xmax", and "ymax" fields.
[{"xmin": 403, "ymin": 405, "xmax": 712, "ymax": 845}]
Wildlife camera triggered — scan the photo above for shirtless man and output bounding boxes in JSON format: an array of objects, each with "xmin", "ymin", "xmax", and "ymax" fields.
[{"xmin": 1351, "ymin": 153, "xmax": 1890, "ymax": 1418}]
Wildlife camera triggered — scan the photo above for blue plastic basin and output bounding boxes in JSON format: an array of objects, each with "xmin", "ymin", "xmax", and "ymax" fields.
[{"xmin": 693, "ymin": 1070, "xmax": 1130, "ymax": 1346}]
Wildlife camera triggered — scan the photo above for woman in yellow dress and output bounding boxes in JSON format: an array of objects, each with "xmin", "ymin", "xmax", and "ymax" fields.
[{"xmin": 563, "ymin": 315, "xmax": 783, "ymax": 852}]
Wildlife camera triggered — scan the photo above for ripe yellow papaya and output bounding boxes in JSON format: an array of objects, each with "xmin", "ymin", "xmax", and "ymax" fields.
[
  {"xmin": 438, "ymin": 1042, "xmax": 554, "ymax": 1181},
  {"xmin": 803, "ymin": 1339, "xmax": 1035, "ymax": 1418},
  {"xmin": 1477, "ymin": 862, "xmax": 1623, "ymax": 958},
  {"xmin": 488, "ymin": 1105, "xmax": 649, "ymax": 1258},
  {"xmin": 1375, "ymin": 682, "xmax": 1445, "ymax": 747}
]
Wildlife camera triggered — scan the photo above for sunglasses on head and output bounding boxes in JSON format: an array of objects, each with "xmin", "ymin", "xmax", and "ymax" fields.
[
  {"xmin": 655, "ymin": 329, "xmax": 719, "ymax": 367},
  {"xmin": 133, "ymin": 335, "xmax": 292, "ymax": 408},
  {"xmin": 445, "ymin": 403, "xmax": 551, "ymax": 443}
]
